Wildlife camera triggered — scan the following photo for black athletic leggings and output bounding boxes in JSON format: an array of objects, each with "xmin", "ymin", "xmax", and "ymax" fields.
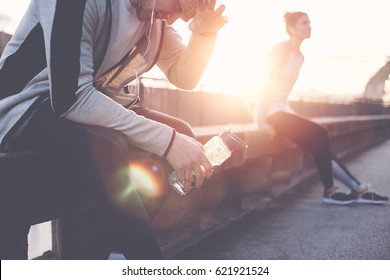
[
  {"xmin": 266, "ymin": 111, "xmax": 360, "ymax": 190},
  {"xmin": 0, "ymin": 99, "xmax": 194, "ymax": 260}
]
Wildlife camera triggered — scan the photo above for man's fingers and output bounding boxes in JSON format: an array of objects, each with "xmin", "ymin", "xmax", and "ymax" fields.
[
  {"xmin": 197, "ymin": 0, "xmax": 206, "ymax": 10},
  {"xmin": 181, "ymin": 169, "xmax": 192, "ymax": 192},
  {"xmin": 207, "ymin": 0, "xmax": 216, "ymax": 10},
  {"xmin": 193, "ymin": 167, "xmax": 205, "ymax": 189},
  {"xmin": 214, "ymin": 5, "xmax": 226, "ymax": 17},
  {"xmin": 198, "ymin": 0, "xmax": 217, "ymax": 12}
]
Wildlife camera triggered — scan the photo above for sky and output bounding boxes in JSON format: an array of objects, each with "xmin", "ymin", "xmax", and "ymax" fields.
[{"xmin": 1, "ymin": 0, "xmax": 390, "ymax": 97}]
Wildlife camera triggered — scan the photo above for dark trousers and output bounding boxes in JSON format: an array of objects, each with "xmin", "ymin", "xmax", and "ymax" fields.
[
  {"xmin": 0, "ymin": 99, "xmax": 194, "ymax": 260},
  {"xmin": 266, "ymin": 112, "xmax": 359, "ymax": 189}
]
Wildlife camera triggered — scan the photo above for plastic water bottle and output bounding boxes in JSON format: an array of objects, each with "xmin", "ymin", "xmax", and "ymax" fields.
[{"xmin": 168, "ymin": 128, "xmax": 248, "ymax": 196}]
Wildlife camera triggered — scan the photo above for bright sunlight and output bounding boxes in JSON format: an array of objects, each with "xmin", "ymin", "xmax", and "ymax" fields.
[
  {"xmin": 1, "ymin": 0, "xmax": 390, "ymax": 97},
  {"xmin": 174, "ymin": 0, "xmax": 390, "ymax": 98}
]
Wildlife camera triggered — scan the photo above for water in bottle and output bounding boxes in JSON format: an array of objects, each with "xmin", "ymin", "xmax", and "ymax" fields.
[{"xmin": 168, "ymin": 128, "xmax": 247, "ymax": 196}]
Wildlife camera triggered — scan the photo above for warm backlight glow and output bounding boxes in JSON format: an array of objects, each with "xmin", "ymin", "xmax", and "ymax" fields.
[
  {"xmin": 1, "ymin": 0, "xmax": 389, "ymax": 97},
  {"xmin": 173, "ymin": 0, "xmax": 390, "ymax": 97}
]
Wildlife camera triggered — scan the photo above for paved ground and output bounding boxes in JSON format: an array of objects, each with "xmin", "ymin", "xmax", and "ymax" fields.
[{"xmin": 173, "ymin": 139, "xmax": 390, "ymax": 260}]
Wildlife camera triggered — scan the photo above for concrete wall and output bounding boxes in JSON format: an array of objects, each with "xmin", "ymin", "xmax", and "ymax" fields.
[
  {"xmin": 139, "ymin": 85, "xmax": 390, "ymax": 127},
  {"xmin": 140, "ymin": 86, "xmax": 253, "ymax": 126}
]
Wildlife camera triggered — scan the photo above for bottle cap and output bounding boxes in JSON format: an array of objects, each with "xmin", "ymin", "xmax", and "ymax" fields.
[{"xmin": 219, "ymin": 130, "xmax": 248, "ymax": 151}]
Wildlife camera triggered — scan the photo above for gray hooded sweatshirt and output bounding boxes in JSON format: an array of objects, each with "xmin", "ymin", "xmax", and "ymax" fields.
[{"xmin": 0, "ymin": 0, "xmax": 216, "ymax": 156}]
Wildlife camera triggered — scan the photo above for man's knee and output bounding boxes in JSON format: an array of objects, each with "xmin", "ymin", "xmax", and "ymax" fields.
[
  {"xmin": 175, "ymin": 119, "xmax": 195, "ymax": 138},
  {"xmin": 86, "ymin": 126, "xmax": 129, "ymax": 157}
]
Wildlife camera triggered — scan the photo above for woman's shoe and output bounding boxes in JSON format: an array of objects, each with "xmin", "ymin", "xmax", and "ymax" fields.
[
  {"xmin": 354, "ymin": 183, "xmax": 389, "ymax": 205},
  {"xmin": 323, "ymin": 186, "xmax": 357, "ymax": 205}
]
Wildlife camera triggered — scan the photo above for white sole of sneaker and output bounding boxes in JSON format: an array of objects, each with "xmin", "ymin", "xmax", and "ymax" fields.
[
  {"xmin": 355, "ymin": 198, "xmax": 387, "ymax": 204},
  {"xmin": 322, "ymin": 198, "xmax": 356, "ymax": 205}
]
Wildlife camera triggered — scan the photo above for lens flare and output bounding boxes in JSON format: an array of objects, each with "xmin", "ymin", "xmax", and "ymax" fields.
[{"xmin": 120, "ymin": 160, "xmax": 165, "ymax": 200}]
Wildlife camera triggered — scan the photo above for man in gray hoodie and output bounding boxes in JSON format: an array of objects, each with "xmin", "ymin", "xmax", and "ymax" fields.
[{"xmin": 0, "ymin": 0, "xmax": 227, "ymax": 259}]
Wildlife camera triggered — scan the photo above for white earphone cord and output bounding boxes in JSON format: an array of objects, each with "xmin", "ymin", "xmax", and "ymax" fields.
[{"xmin": 134, "ymin": 0, "xmax": 155, "ymax": 96}]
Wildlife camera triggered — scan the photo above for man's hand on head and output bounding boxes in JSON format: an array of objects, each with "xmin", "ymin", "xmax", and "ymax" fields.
[{"xmin": 189, "ymin": 0, "xmax": 228, "ymax": 36}]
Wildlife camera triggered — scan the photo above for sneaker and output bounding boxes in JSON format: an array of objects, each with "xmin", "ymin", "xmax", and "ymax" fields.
[
  {"xmin": 323, "ymin": 186, "xmax": 357, "ymax": 205},
  {"xmin": 354, "ymin": 183, "xmax": 389, "ymax": 205}
]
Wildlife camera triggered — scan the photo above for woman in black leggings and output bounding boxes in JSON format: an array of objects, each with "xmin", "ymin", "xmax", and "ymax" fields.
[{"xmin": 253, "ymin": 11, "xmax": 388, "ymax": 205}]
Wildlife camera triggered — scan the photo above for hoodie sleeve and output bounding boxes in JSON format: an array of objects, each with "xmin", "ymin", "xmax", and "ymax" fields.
[{"xmin": 38, "ymin": 0, "xmax": 174, "ymax": 156}]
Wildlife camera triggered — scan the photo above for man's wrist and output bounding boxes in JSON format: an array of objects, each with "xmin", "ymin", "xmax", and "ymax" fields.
[
  {"xmin": 192, "ymin": 31, "xmax": 218, "ymax": 37},
  {"xmin": 162, "ymin": 129, "xmax": 176, "ymax": 158}
]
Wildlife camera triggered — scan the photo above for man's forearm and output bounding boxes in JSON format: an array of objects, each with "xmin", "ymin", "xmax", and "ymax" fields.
[{"xmin": 165, "ymin": 32, "xmax": 217, "ymax": 90}]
